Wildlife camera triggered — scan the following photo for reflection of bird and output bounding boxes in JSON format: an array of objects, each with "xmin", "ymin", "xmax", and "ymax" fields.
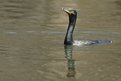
[
  {"xmin": 63, "ymin": 8, "xmax": 112, "ymax": 46},
  {"xmin": 64, "ymin": 45, "xmax": 75, "ymax": 77}
]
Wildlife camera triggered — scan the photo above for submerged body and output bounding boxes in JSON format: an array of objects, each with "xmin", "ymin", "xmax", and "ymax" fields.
[
  {"xmin": 63, "ymin": 8, "xmax": 112, "ymax": 46},
  {"xmin": 73, "ymin": 40, "xmax": 112, "ymax": 46}
]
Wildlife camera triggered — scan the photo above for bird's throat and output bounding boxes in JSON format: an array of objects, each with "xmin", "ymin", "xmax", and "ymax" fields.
[{"xmin": 64, "ymin": 15, "xmax": 77, "ymax": 45}]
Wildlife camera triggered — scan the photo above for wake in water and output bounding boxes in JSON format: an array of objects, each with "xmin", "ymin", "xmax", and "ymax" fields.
[{"xmin": 73, "ymin": 40, "xmax": 112, "ymax": 46}]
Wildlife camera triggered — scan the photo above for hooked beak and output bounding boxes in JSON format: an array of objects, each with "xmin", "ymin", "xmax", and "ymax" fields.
[{"xmin": 62, "ymin": 8, "xmax": 72, "ymax": 16}]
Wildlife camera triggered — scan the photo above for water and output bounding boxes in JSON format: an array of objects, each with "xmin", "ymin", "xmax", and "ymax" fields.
[{"xmin": 0, "ymin": 0, "xmax": 121, "ymax": 81}]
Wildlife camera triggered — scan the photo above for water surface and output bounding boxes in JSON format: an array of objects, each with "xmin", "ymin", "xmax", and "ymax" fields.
[{"xmin": 0, "ymin": 0, "xmax": 121, "ymax": 81}]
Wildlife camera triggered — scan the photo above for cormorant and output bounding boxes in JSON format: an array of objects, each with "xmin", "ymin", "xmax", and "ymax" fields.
[{"xmin": 63, "ymin": 8, "xmax": 112, "ymax": 46}]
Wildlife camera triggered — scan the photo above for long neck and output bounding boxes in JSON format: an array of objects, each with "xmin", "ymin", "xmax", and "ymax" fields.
[{"xmin": 64, "ymin": 15, "xmax": 77, "ymax": 45}]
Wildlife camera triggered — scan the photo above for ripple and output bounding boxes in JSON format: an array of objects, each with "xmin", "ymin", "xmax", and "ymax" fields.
[
  {"xmin": 26, "ymin": 31, "xmax": 38, "ymax": 33},
  {"xmin": 5, "ymin": 31, "xmax": 17, "ymax": 35},
  {"xmin": 0, "ymin": 0, "xmax": 36, "ymax": 19},
  {"xmin": 0, "ymin": 45, "xmax": 8, "ymax": 55},
  {"xmin": 1, "ymin": 30, "xmax": 121, "ymax": 36},
  {"xmin": 81, "ymin": 31, "xmax": 121, "ymax": 35},
  {"xmin": 41, "ymin": 31, "xmax": 65, "ymax": 35}
]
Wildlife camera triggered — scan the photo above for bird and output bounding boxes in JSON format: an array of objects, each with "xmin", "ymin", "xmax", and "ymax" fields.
[{"xmin": 63, "ymin": 8, "xmax": 112, "ymax": 46}]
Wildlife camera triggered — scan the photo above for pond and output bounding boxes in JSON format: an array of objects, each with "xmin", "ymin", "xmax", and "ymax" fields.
[{"xmin": 0, "ymin": 0, "xmax": 121, "ymax": 81}]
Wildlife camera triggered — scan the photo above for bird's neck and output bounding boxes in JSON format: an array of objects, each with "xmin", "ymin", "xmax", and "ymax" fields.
[{"xmin": 64, "ymin": 15, "xmax": 77, "ymax": 45}]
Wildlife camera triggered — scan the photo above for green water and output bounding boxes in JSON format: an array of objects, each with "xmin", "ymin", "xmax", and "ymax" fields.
[{"xmin": 0, "ymin": 0, "xmax": 121, "ymax": 81}]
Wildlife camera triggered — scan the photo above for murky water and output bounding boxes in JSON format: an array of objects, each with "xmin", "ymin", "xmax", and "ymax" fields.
[{"xmin": 0, "ymin": 0, "xmax": 121, "ymax": 81}]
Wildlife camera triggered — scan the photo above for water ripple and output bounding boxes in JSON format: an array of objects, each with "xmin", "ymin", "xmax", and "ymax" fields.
[
  {"xmin": 0, "ymin": 0, "xmax": 36, "ymax": 19},
  {"xmin": 0, "ymin": 45, "xmax": 8, "ymax": 55},
  {"xmin": 0, "ymin": 30, "xmax": 121, "ymax": 36}
]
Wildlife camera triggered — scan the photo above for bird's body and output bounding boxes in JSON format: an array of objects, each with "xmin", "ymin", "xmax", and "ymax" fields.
[{"xmin": 63, "ymin": 8, "xmax": 112, "ymax": 46}]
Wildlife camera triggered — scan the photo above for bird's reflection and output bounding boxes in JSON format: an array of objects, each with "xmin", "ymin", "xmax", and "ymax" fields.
[{"xmin": 64, "ymin": 45, "xmax": 76, "ymax": 77}]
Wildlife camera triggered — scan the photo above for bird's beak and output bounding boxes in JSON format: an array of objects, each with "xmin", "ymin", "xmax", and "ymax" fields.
[{"xmin": 62, "ymin": 8, "xmax": 72, "ymax": 16}]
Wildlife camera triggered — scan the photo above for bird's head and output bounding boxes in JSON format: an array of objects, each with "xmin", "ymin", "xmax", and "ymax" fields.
[{"xmin": 63, "ymin": 8, "xmax": 77, "ymax": 16}]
